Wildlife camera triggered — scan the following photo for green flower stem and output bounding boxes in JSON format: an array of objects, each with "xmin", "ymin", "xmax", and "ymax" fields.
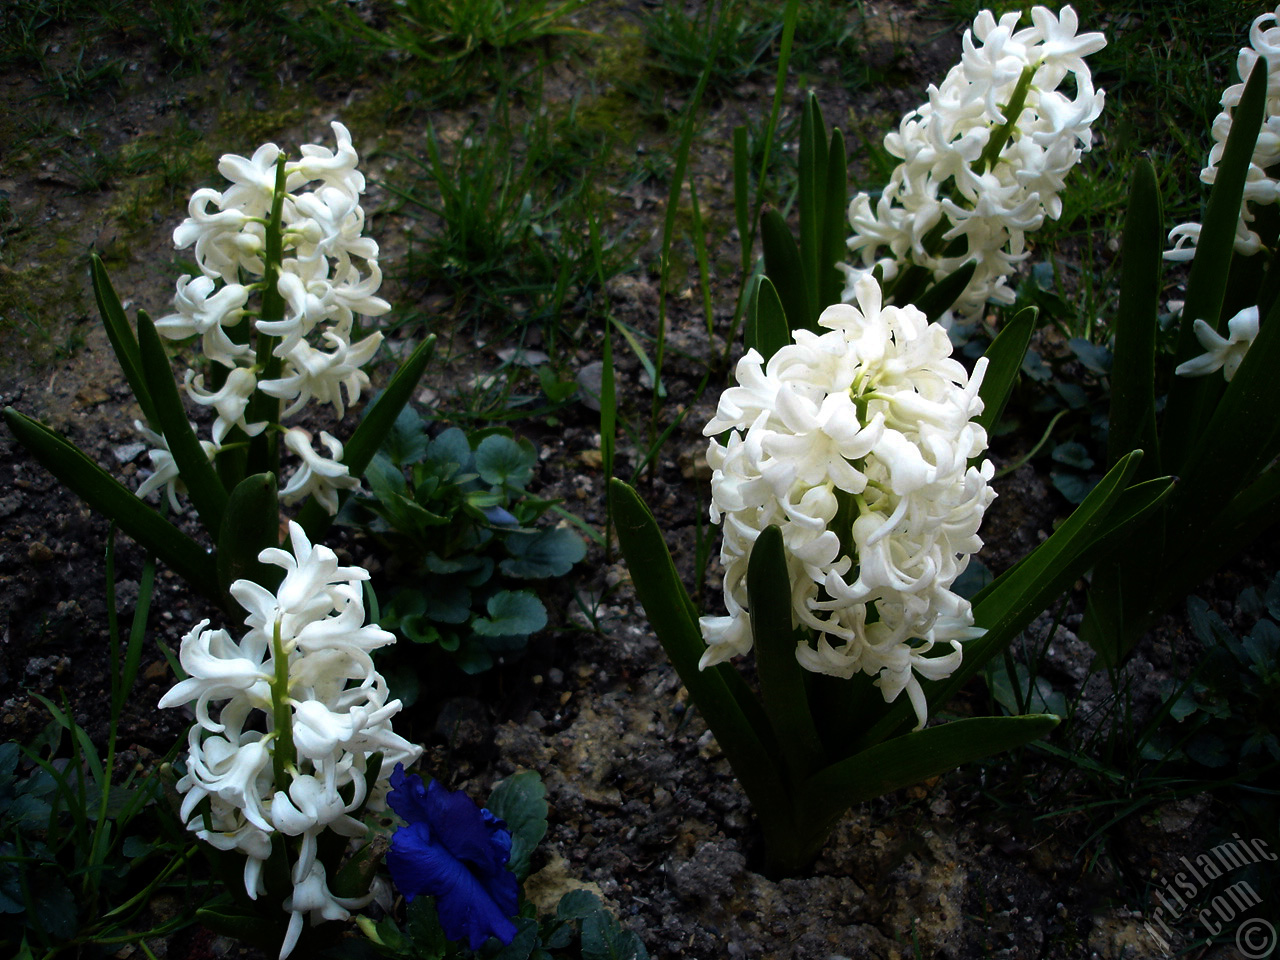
[
  {"xmin": 883, "ymin": 64, "xmax": 1035, "ymax": 305},
  {"xmin": 248, "ymin": 154, "xmax": 290, "ymax": 478},
  {"xmin": 269, "ymin": 618, "xmax": 296, "ymax": 790},
  {"xmin": 975, "ymin": 64, "xmax": 1036, "ymax": 176}
]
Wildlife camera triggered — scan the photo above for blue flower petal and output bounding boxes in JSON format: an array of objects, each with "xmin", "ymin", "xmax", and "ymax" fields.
[
  {"xmin": 388, "ymin": 764, "xmax": 434, "ymax": 826},
  {"xmin": 386, "ymin": 765, "xmax": 519, "ymax": 950},
  {"xmin": 425, "ymin": 780, "xmax": 511, "ymax": 875},
  {"xmin": 388, "ymin": 821, "xmax": 519, "ymax": 950}
]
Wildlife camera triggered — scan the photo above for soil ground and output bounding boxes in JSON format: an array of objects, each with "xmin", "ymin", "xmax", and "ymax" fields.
[{"xmin": 1, "ymin": 3, "xmax": 1276, "ymax": 958}]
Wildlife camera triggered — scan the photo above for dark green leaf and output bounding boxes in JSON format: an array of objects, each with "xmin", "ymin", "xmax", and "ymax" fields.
[
  {"xmin": 473, "ymin": 591, "xmax": 547, "ymax": 637},
  {"xmin": 404, "ymin": 896, "xmax": 448, "ymax": 958},
  {"xmin": 382, "ymin": 405, "xmax": 429, "ymax": 466},
  {"xmin": 1, "ymin": 408, "xmax": 218, "ymax": 598},
  {"xmin": 91, "ymin": 254, "xmax": 158, "ymax": 428},
  {"xmin": 1164, "ymin": 56, "xmax": 1268, "ymax": 471},
  {"xmin": 1050, "ymin": 471, "xmax": 1095, "ymax": 504},
  {"xmin": 500, "ymin": 528, "xmax": 586, "ymax": 579},
  {"xmin": 487, "ymin": 771, "xmax": 548, "ymax": 882},
  {"xmin": 609, "ymin": 479, "xmax": 792, "ymax": 845},
  {"xmin": 974, "ymin": 307, "xmax": 1035, "ymax": 435},
  {"xmin": 1067, "ymin": 338, "xmax": 1112, "ymax": 375},
  {"xmin": 556, "ymin": 889, "xmax": 602, "ymax": 922},
  {"xmin": 423, "ymin": 584, "xmax": 473, "ymax": 625},
  {"xmin": 1051, "ymin": 442, "xmax": 1094, "ymax": 470},
  {"xmin": 761, "ymin": 208, "xmax": 809, "ymax": 333},
  {"xmin": 915, "ymin": 260, "xmax": 977, "ymax": 324},
  {"xmin": 805, "ymin": 716, "xmax": 1058, "ymax": 822},
  {"xmin": 1107, "ymin": 162, "xmax": 1163, "ymax": 472},
  {"xmin": 745, "ymin": 275, "xmax": 791, "ymax": 364},
  {"xmin": 217, "ymin": 473, "xmax": 280, "ymax": 597},
  {"xmin": 475, "ymin": 435, "xmax": 537, "ymax": 489},
  {"xmin": 582, "ymin": 906, "xmax": 648, "ymax": 960},
  {"xmin": 747, "ymin": 525, "xmax": 824, "ymax": 781},
  {"xmin": 137, "ymin": 311, "xmax": 228, "ymax": 534}
]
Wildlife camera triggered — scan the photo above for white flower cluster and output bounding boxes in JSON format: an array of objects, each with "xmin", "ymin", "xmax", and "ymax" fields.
[
  {"xmin": 139, "ymin": 121, "xmax": 388, "ymax": 514},
  {"xmin": 701, "ymin": 276, "xmax": 995, "ymax": 729},
  {"xmin": 841, "ymin": 5, "xmax": 1105, "ymax": 323},
  {"xmin": 1166, "ymin": 7, "xmax": 1280, "ymax": 262},
  {"xmin": 160, "ymin": 522, "xmax": 421, "ymax": 958}
]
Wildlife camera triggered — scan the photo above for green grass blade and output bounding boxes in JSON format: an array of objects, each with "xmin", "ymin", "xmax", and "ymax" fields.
[
  {"xmin": 747, "ymin": 525, "xmax": 824, "ymax": 780},
  {"xmin": 298, "ymin": 334, "xmax": 436, "ymax": 540},
  {"xmin": 3, "ymin": 407, "xmax": 217, "ymax": 596},
  {"xmin": 688, "ymin": 177, "xmax": 715, "ymax": 339},
  {"xmin": 734, "ymin": 125, "xmax": 751, "ymax": 283},
  {"xmin": 91, "ymin": 255, "xmax": 158, "ymax": 428},
  {"xmin": 137, "ymin": 310, "xmax": 227, "ymax": 536},
  {"xmin": 1107, "ymin": 160, "xmax": 1163, "ymax": 472},
  {"xmin": 974, "ymin": 306, "xmax": 1035, "ymax": 436},
  {"xmin": 1163, "ymin": 55, "xmax": 1268, "ymax": 471}
]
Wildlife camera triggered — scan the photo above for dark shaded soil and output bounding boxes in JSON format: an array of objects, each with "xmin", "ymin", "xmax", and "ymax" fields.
[{"xmin": 2, "ymin": 4, "xmax": 1277, "ymax": 959}]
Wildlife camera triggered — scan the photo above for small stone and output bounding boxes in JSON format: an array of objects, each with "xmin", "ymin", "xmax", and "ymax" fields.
[
  {"xmin": 75, "ymin": 387, "xmax": 110, "ymax": 406},
  {"xmin": 576, "ymin": 361, "xmax": 605, "ymax": 411},
  {"xmin": 113, "ymin": 442, "xmax": 148, "ymax": 463},
  {"xmin": 679, "ymin": 448, "xmax": 711, "ymax": 480},
  {"xmin": 27, "ymin": 542, "xmax": 54, "ymax": 562}
]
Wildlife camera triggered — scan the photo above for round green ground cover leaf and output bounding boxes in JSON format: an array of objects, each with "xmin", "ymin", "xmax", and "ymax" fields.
[
  {"xmin": 486, "ymin": 771, "xmax": 548, "ymax": 882},
  {"xmin": 475, "ymin": 435, "xmax": 537, "ymax": 488},
  {"xmin": 425, "ymin": 427, "xmax": 473, "ymax": 475},
  {"xmin": 501, "ymin": 528, "xmax": 586, "ymax": 579},
  {"xmin": 473, "ymin": 590, "xmax": 547, "ymax": 637}
]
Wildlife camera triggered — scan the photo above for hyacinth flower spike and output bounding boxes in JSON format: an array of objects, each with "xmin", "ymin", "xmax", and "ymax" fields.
[{"xmin": 614, "ymin": 270, "xmax": 1172, "ymax": 876}]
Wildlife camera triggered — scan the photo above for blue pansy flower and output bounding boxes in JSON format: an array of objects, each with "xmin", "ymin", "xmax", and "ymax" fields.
[{"xmin": 385, "ymin": 764, "xmax": 519, "ymax": 949}]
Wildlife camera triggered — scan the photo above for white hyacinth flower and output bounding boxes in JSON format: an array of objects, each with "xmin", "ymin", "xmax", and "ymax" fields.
[
  {"xmin": 279, "ymin": 428, "xmax": 360, "ymax": 515},
  {"xmin": 843, "ymin": 5, "xmax": 1105, "ymax": 323},
  {"xmin": 1165, "ymin": 6, "xmax": 1280, "ymax": 261},
  {"xmin": 1174, "ymin": 305, "xmax": 1261, "ymax": 382},
  {"xmin": 702, "ymin": 275, "xmax": 995, "ymax": 730},
  {"xmin": 146, "ymin": 121, "xmax": 388, "ymax": 515},
  {"xmin": 161, "ymin": 522, "xmax": 421, "ymax": 959}
]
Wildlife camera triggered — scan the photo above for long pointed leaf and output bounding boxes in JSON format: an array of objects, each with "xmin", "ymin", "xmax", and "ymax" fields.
[
  {"xmin": 3, "ymin": 407, "xmax": 217, "ymax": 595},
  {"xmin": 217, "ymin": 473, "xmax": 282, "ymax": 597},
  {"xmin": 1108, "ymin": 160, "xmax": 1163, "ymax": 473},
  {"xmin": 610, "ymin": 479, "xmax": 790, "ymax": 819},
  {"xmin": 91, "ymin": 255, "xmax": 158, "ymax": 428},
  {"xmin": 798, "ymin": 94, "xmax": 825, "ymax": 328},
  {"xmin": 137, "ymin": 310, "xmax": 227, "ymax": 535},
  {"xmin": 745, "ymin": 275, "xmax": 791, "ymax": 363},
  {"xmin": 761, "ymin": 208, "xmax": 808, "ymax": 333},
  {"xmin": 974, "ymin": 305, "xmax": 1035, "ymax": 436},
  {"xmin": 747, "ymin": 525, "xmax": 824, "ymax": 781},
  {"xmin": 819, "ymin": 126, "xmax": 848, "ymax": 312},
  {"xmin": 915, "ymin": 260, "xmax": 976, "ymax": 325},
  {"xmin": 1164, "ymin": 55, "xmax": 1269, "ymax": 471},
  {"xmin": 804, "ymin": 715, "xmax": 1058, "ymax": 821}
]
